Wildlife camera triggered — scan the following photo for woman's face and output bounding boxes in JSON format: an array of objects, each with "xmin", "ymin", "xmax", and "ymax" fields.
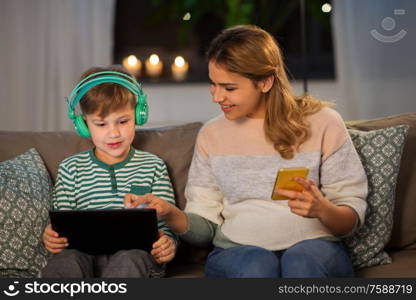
[{"xmin": 208, "ymin": 61, "xmax": 268, "ymax": 120}]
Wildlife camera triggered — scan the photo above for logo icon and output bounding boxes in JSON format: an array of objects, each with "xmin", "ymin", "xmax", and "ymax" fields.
[
  {"xmin": 3, "ymin": 281, "xmax": 20, "ymax": 297},
  {"xmin": 371, "ymin": 9, "xmax": 407, "ymax": 43}
]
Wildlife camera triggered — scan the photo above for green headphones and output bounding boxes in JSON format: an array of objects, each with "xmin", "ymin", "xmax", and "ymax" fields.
[{"xmin": 67, "ymin": 70, "xmax": 148, "ymax": 138}]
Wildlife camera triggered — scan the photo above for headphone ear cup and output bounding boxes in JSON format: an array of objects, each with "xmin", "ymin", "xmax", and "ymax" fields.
[
  {"xmin": 135, "ymin": 93, "xmax": 148, "ymax": 126},
  {"xmin": 73, "ymin": 115, "xmax": 91, "ymax": 138}
]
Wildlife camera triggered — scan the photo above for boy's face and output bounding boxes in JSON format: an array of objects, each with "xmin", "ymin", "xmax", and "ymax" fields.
[{"xmin": 85, "ymin": 104, "xmax": 136, "ymax": 165}]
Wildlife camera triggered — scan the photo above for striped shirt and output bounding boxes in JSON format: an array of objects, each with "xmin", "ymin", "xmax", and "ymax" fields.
[{"xmin": 53, "ymin": 147, "xmax": 178, "ymax": 244}]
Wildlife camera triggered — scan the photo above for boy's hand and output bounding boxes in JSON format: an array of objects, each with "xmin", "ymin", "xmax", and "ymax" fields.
[
  {"xmin": 43, "ymin": 224, "xmax": 68, "ymax": 254},
  {"xmin": 124, "ymin": 193, "xmax": 174, "ymax": 220},
  {"xmin": 151, "ymin": 230, "xmax": 176, "ymax": 264}
]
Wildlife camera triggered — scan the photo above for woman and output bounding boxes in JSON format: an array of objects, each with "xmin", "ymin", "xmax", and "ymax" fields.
[{"xmin": 125, "ymin": 25, "xmax": 368, "ymax": 278}]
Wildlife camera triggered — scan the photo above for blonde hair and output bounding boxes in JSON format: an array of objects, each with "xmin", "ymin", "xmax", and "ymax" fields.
[
  {"xmin": 79, "ymin": 65, "xmax": 136, "ymax": 118},
  {"xmin": 207, "ymin": 25, "xmax": 330, "ymax": 159}
]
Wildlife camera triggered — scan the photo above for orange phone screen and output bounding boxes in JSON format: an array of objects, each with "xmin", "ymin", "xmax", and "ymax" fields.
[{"xmin": 271, "ymin": 167, "xmax": 309, "ymax": 200}]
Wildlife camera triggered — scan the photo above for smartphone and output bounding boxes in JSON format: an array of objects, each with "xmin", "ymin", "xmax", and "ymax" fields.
[{"xmin": 271, "ymin": 167, "xmax": 309, "ymax": 200}]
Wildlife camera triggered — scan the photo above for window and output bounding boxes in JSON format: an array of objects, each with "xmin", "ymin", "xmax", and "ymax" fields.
[{"xmin": 114, "ymin": 0, "xmax": 334, "ymax": 83}]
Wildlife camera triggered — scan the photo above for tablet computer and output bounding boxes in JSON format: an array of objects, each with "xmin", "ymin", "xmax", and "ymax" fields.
[{"xmin": 49, "ymin": 208, "xmax": 158, "ymax": 255}]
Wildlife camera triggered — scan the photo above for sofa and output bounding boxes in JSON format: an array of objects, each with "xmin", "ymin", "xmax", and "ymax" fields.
[{"xmin": 0, "ymin": 112, "xmax": 415, "ymax": 277}]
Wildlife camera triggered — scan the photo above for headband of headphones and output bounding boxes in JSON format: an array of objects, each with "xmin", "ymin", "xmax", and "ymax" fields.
[{"xmin": 66, "ymin": 70, "xmax": 148, "ymax": 138}]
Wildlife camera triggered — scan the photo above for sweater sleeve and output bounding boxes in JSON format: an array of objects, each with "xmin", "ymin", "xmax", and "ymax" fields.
[
  {"xmin": 319, "ymin": 110, "xmax": 368, "ymax": 230},
  {"xmin": 179, "ymin": 213, "xmax": 218, "ymax": 247},
  {"xmin": 53, "ymin": 162, "xmax": 77, "ymax": 210},
  {"xmin": 151, "ymin": 160, "xmax": 179, "ymax": 246},
  {"xmin": 182, "ymin": 128, "xmax": 225, "ymax": 243}
]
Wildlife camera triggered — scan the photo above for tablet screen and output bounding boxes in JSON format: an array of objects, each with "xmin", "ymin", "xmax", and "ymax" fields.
[{"xmin": 49, "ymin": 208, "xmax": 158, "ymax": 255}]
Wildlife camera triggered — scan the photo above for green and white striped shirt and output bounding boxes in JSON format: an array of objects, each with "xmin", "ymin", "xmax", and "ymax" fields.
[{"xmin": 53, "ymin": 147, "xmax": 178, "ymax": 244}]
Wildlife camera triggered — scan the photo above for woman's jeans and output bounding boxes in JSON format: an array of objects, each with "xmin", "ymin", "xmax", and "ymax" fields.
[{"xmin": 205, "ymin": 239, "xmax": 353, "ymax": 278}]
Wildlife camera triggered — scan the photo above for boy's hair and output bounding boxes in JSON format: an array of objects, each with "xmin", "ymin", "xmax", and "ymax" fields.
[{"xmin": 79, "ymin": 65, "xmax": 136, "ymax": 118}]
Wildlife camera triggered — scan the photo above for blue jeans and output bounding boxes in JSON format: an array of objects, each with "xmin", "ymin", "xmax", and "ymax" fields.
[{"xmin": 205, "ymin": 239, "xmax": 353, "ymax": 278}]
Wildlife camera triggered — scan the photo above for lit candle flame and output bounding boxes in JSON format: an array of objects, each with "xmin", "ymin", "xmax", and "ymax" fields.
[
  {"xmin": 149, "ymin": 54, "xmax": 160, "ymax": 65},
  {"xmin": 171, "ymin": 56, "xmax": 189, "ymax": 81},
  {"xmin": 127, "ymin": 55, "xmax": 138, "ymax": 67},
  {"xmin": 145, "ymin": 54, "xmax": 163, "ymax": 78},
  {"xmin": 174, "ymin": 56, "xmax": 185, "ymax": 68},
  {"xmin": 122, "ymin": 54, "xmax": 141, "ymax": 76}
]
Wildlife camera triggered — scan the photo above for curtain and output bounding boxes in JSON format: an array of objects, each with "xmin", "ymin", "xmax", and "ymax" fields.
[
  {"xmin": 332, "ymin": 0, "xmax": 416, "ymax": 120},
  {"xmin": 0, "ymin": 0, "xmax": 115, "ymax": 131}
]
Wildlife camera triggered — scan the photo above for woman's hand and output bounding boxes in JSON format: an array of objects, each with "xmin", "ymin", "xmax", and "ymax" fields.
[
  {"xmin": 124, "ymin": 193, "xmax": 174, "ymax": 220},
  {"xmin": 43, "ymin": 224, "xmax": 68, "ymax": 254},
  {"xmin": 151, "ymin": 230, "xmax": 176, "ymax": 264},
  {"xmin": 276, "ymin": 177, "xmax": 357, "ymax": 236},
  {"xmin": 275, "ymin": 177, "xmax": 330, "ymax": 219}
]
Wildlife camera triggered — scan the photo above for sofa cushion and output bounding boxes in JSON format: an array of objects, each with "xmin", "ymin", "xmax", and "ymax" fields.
[
  {"xmin": 344, "ymin": 125, "xmax": 408, "ymax": 269},
  {"xmin": 0, "ymin": 131, "xmax": 93, "ymax": 182},
  {"xmin": 347, "ymin": 113, "xmax": 416, "ymax": 250},
  {"xmin": 0, "ymin": 148, "xmax": 52, "ymax": 277}
]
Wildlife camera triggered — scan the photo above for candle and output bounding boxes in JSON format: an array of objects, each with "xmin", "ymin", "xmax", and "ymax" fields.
[
  {"xmin": 122, "ymin": 55, "xmax": 142, "ymax": 76},
  {"xmin": 145, "ymin": 54, "xmax": 163, "ymax": 77},
  {"xmin": 171, "ymin": 56, "xmax": 189, "ymax": 81}
]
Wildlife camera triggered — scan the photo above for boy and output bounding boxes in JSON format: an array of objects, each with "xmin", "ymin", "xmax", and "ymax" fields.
[{"xmin": 41, "ymin": 66, "xmax": 177, "ymax": 278}]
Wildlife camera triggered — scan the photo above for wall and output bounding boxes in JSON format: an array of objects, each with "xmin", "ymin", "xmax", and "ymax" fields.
[{"xmin": 142, "ymin": 79, "xmax": 342, "ymax": 128}]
